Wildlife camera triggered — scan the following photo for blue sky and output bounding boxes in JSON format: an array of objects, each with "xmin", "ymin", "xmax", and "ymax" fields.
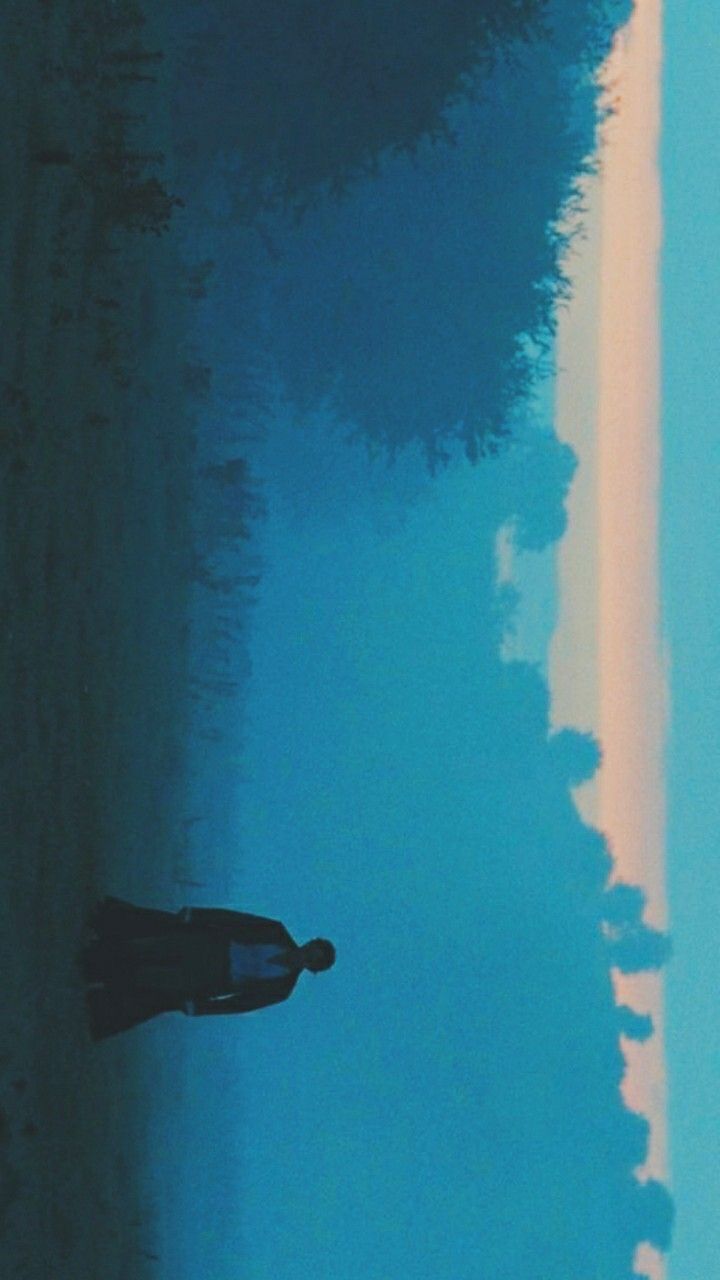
[
  {"xmin": 661, "ymin": 2, "xmax": 720, "ymax": 1275},
  {"xmin": 149, "ymin": 401, "xmax": 668, "ymax": 1279},
  {"xmin": 121, "ymin": 3, "xmax": 709, "ymax": 1275}
]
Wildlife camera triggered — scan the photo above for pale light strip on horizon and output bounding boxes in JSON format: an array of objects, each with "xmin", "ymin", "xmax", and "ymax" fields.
[
  {"xmin": 597, "ymin": 0, "xmax": 666, "ymax": 927},
  {"xmin": 550, "ymin": 1, "xmax": 666, "ymax": 1277},
  {"xmin": 597, "ymin": 0, "xmax": 666, "ymax": 1183}
]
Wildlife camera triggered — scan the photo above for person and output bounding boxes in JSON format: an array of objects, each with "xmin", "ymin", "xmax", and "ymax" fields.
[{"xmin": 80, "ymin": 896, "xmax": 335, "ymax": 1040}]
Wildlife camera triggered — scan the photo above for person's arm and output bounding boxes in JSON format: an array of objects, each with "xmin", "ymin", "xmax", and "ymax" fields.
[
  {"xmin": 179, "ymin": 907, "xmax": 294, "ymax": 946},
  {"xmin": 187, "ymin": 984, "xmax": 292, "ymax": 1016}
]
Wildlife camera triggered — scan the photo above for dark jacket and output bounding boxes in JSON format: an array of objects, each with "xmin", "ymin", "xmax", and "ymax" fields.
[{"xmin": 84, "ymin": 897, "xmax": 300, "ymax": 1040}]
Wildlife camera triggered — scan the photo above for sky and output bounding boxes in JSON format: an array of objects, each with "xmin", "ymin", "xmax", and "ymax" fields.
[
  {"xmin": 659, "ymin": 1, "xmax": 720, "ymax": 1275},
  {"xmin": 549, "ymin": 6, "xmax": 666, "ymax": 1278},
  {"xmin": 552, "ymin": 0, "xmax": 720, "ymax": 1274},
  {"xmin": 165, "ymin": 435, "xmax": 668, "ymax": 1280},
  {"xmin": 551, "ymin": 0, "xmax": 666, "ymax": 1176},
  {"xmin": 130, "ymin": 2, "xmax": 711, "ymax": 1276}
]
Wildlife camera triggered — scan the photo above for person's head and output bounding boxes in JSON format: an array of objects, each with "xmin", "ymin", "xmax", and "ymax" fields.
[{"xmin": 300, "ymin": 938, "xmax": 336, "ymax": 973}]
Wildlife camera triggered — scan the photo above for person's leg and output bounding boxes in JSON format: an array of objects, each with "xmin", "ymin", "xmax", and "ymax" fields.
[
  {"xmin": 122, "ymin": 935, "xmax": 187, "ymax": 991},
  {"xmin": 87, "ymin": 897, "xmax": 182, "ymax": 941},
  {"xmin": 125, "ymin": 932, "xmax": 229, "ymax": 995},
  {"xmin": 78, "ymin": 939, "xmax": 106, "ymax": 983},
  {"xmin": 84, "ymin": 983, "xmax": 176, "ymax": 1040}
]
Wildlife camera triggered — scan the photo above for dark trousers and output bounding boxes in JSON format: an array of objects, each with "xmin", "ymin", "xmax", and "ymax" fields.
[{"xmin": 83, "ymin": 930, "xmax": 230, "ymax": 996}]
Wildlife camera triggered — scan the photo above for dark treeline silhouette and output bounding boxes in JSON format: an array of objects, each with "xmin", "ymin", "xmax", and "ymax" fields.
[
  {"xmin": 185, "ymin": 440, "xmax": 266, "ymax": 755},
  {"xmin": 169, "ymin": 0, "xmax": 631, "ymax": 462},
  {"xmin": 234, "ymin": 431, "xmax": 677, "ymax": 1279},
  {"xmin": 616, "ymin": 1005, "xmax": 654, "ymax": 1042},
  {"xmin": 2, "ymin": 0, "xmax": 213, "ymax": 1270},
  {"xmin": 494, "ymin": 425, "xmax": 579, "ymax": 547},
  {"xmin": 461, "ymin": 651, "xmax": 673, "ymax": 1280},
  {"xmin": 174, "ymin": 0, "xmax": 550, "ymax": 208},
  {"xmin": 601, "ymin": 882, "xmax": 673, "ymax": 973},
  {"xmin": 548, "ymin": 727, "xmax": 603, "ymax": 786},
  {"xmin": 30, "ymin": 0, "xmax": 184, "ymax": 240},
  {"xmin": 81, "ymin": 4, "xmax": 674, "ymax": 1277}
]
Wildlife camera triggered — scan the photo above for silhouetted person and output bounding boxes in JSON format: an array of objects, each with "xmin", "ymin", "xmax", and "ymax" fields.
[{"xmin": 81, "ymin": 897, "xmax": 335, "ymax": 1040}]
